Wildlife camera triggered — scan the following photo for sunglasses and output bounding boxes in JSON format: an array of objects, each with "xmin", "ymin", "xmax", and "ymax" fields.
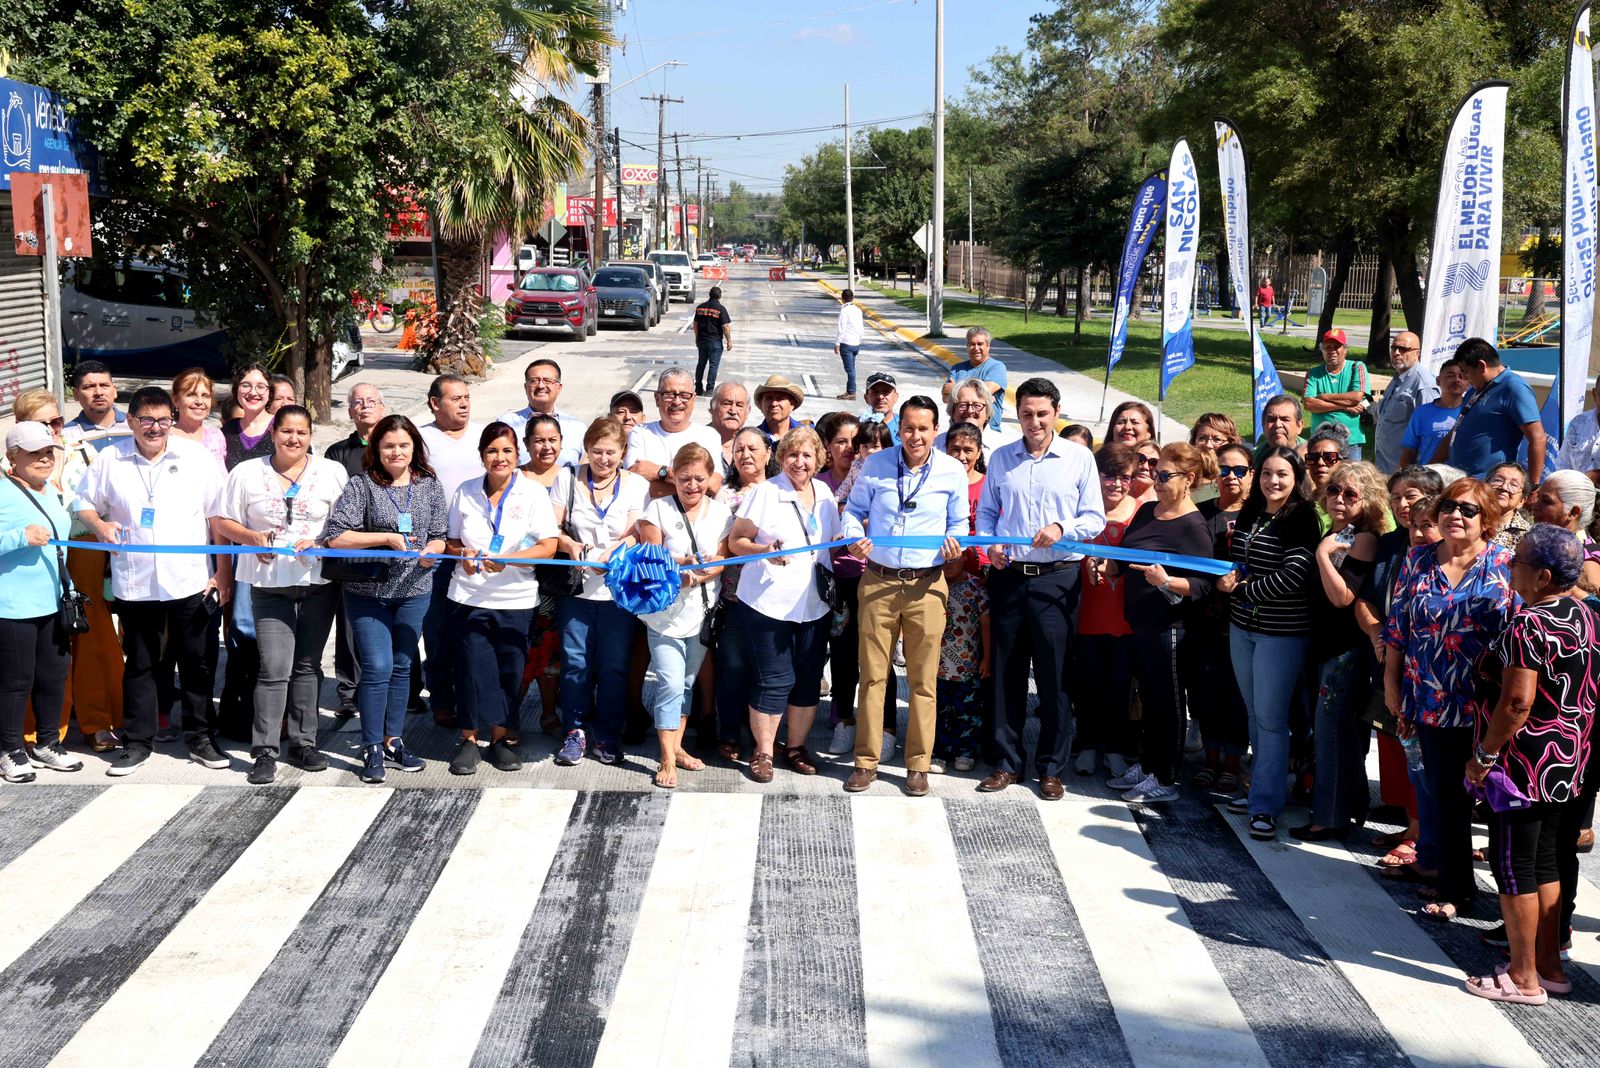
[
  {"xmin": 1218, "ymin": 464, "xmax": 1250, "ymax": 479},
  {"xmin": 1326, "ymin": 486, "xmax": 1361, "ymax": 502},
  {"xmin": 1306, "ymin": 452, "xmax": 1342, "ymax": 466},
  {"xmin": 1436, "ymin": 498, "xmax": 1482, "ymax": 519},
  {"xmin": 1154, "ymin": 470, "xmax": 1186, "ymax": 483},
  {"xmin": 1136, "ymin": 456, "xmax": 1159, "ymax": 467},
  {"xmin": 42, "ymin": 416, "xmax": 65, "ymax": 431}
]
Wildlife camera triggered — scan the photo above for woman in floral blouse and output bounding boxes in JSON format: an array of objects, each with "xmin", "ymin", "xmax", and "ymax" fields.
[{"xmin": 1384, "ymin": 478, "xmax": 1519, "ymax": 920}]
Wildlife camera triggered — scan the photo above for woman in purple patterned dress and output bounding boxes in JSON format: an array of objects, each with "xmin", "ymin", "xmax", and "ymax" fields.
[{"xmin": 1463, "ymin": 524, "xmax": 1597, "ymax": 1005}]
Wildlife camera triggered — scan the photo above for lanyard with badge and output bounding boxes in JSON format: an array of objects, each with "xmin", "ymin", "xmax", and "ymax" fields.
[
  {"xmin": 486, "ymin": 472, "xmax": 518, "ymax": 554},
  {"xmin": 384, "ymin": 482, "xmax": 415, "ymax": 538},
  {"xmin": 269, "ymin": 457, "xmax": 310, "ymax": 546},
  {"xmin": 588, "ymin": 470, "xmax": 620, "ymax": 529},
  {"xmin": 893, "ymin": 452, "xmax": 931, "ymax": 536},
  {"xmin": 136, "ymin": 455, "xmax": 167, "ymax": 532}
]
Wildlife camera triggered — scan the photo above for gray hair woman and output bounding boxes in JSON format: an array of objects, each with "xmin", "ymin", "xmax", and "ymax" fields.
[
  {"xmin": 1465, "ymin": 524, "xmax": 1597, "ymax": 1005},
  {"xmin": 1487, "ymin": 462, "xmax": 1533, "ymax": 549},
  {"xmin": 945, "ymin": 379, "xmax": 994, "ymax": 432},
  {"xmin": 1304, "ymin": 423, "xmax": 1351, "ymax": 496},
  {"xmin": 1528, "ymin": 470, "xmax": 1600, "ymax": 596}
]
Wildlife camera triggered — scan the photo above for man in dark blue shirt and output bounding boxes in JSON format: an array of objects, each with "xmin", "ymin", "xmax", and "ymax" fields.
[{"xmin": 1440, "ymin": 337, "xmax": 1546, "ymax": 483}]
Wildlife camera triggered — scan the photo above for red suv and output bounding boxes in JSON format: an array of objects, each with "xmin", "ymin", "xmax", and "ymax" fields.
[{"xmin": 504, "ymin": 267, "xmax": 597, "ymax": 341}]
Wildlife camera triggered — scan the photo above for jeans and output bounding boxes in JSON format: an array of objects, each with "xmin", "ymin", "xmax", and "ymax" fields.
[
  {"xmin": 251, "ymin": 583, "xmax": 339, "ymax": 752},
  {"xmin": 557, "ymin": 596, "xmax": 637, "ymax": 746},
  {"xmin": 120, "ymin": 593, "xmax": 214, "ymax": 749},
  {"xmin": 420, "ymin": 560, "xmax": 458, "ymax": 712},
  {"xmin": 1230, "ymin": 624, "xmax": 1310, "ymax": 817},
  {"xmin": 1410, "ymin": 737, "xmax": 1439, "ymax": 871},
  {"xmin": 837, "ymin": 343, "xmax": 860, "ymax": 395},
  {"xmin": 0, "ymin": 614, "xmax": 68, "ymax": 752},
  {"xmin": 647, "ymin": 630, "xmax": 708, "ymax": 731},
  {"xmin": 744, "ymin": 602, "xmax": 830, "ymax": 714},
  {"xmin": 333, "ymin": 591, "xmax": 359, "ymax": 709},
  {"xmin": 1310, "ymin": 646, "xmax": 1374, "ymax": 827},
  {"xmin": 346, "ymin": 590, "xmax": 429, "ymax": 746},
  {"xmin": 695, "ymin": 340, "xmax": 724, "ymax": 393},
  {"xmin": 454, "ymin": 602, "xmax": 535, "ymax": 734}
]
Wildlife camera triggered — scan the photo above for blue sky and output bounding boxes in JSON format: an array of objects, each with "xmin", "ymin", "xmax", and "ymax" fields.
[{"xmin": 588, "ymin": 0, "xmax": 1041, "ymax": 197}]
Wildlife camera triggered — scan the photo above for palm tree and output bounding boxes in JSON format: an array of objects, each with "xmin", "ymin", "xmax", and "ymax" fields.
[{"xmin": 424, "ymin": 0, "xmax": 612, "ymax": 374}]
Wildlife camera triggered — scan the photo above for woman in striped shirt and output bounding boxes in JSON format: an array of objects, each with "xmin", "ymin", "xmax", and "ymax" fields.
[{"xmin": 1214, "ymin": 446, "xmax": 1320, "ymax": 840}]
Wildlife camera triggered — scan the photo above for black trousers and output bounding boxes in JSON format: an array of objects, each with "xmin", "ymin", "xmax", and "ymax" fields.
[
  {"xmin": 1131, "ymin": 621, "xmax": 1187, "ymax": 785},
  {"xmin": 334, "ymin": 588, "xmax": 359, "ymax": 709},
  {"xmin": 120, "ymin": 594, "xmax": 215, "ymax": 749},
  {"xmin": 1418, "ymin": 723, "xmax": 1479, "ymax": 908},
  {"xmin": 0, "ymin": 613, "xmax": 69, "ymax": 753},
  {"xmin": 829, "ymin": 575, "xmax": 897, "ymax": 726},
  {"xmin": 987, "ymin": 566, "xmax": 1078, "ymax": 778}
]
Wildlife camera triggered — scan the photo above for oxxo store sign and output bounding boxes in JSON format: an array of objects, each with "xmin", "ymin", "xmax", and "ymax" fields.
[{"xmin": 2, "ymin": 76, "xmax": 98, "ymax": 408}]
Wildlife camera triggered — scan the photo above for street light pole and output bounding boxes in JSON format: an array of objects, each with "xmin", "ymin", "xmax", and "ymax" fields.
[
  {"xmin": 928, "ymin": 0, "xmax": 946, "ymax": 337},
  {"xmin": 844, "ymin": 83, "xmax": 856, "ymax": 291}
]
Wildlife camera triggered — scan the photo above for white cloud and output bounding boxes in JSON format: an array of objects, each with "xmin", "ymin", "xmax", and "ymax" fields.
[{"xmin": 793, "ymin": 23, "xmax": 856, "ymax": 45}]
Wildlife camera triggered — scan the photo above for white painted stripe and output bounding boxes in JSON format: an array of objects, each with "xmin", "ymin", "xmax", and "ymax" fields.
[
  {"xmin": 631, "ymin": 370, "xmax": 656, "ymax": 393},
  {"xmin": 853, "ymin": 798, "xmax": 1002, "ymax": 1068},
  {"xmin": 328, "ymin": 789, "xmax": 576, "ymax": 1068},
  {"xmin": 786, "ymin": 334, "xmax": 799, "ymax": 346},
  {"xmin": 779, "ymin": 312, "xmax": 788, "ymax": 321},
  {"xmin": 676, "ymin": 315, "xmax": 692, "ymax": 334},
  {"xmin": 802, "ymin": 373, "xmax": 819, "ymax": 396},
  {"xmin": 50, "ymin": 787, "xmax": 385, "ymax": 1068},
  {"xmin": 1223, "ymin": 808, "xmax": 1542, "ymax": 1068},
  {"xmin": 1566, "ymin": 867, "xmax": 1600, "ymax": 985},
  {"xmin": 592, "ymin": 793, "xmax": 762, "ymax": 1068},
  {"xmin": 0, "ymin": 785, "xmax": 199, "ymax": 976},
  {"xmin": 1036, "ymin": 800, "xmax": 1269, "ymax": 1068}
]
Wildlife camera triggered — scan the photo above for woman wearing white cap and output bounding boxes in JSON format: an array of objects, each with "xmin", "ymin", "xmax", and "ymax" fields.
[{"xmin": 0, "ymin": 423, "xmax": 82, "ymax": 782}]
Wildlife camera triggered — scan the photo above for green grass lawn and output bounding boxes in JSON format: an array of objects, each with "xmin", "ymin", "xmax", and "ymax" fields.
[{"xmin": 862, "ymin": 279, "xmax": 1347, "ymax": 430}]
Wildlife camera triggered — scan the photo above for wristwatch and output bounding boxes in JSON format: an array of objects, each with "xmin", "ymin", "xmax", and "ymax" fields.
[{"xmin": 657, "ymin": 465, "xmax": 669, "ymax": 481}]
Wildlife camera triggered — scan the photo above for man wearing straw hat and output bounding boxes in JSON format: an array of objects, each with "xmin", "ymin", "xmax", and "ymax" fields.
[{"xmin": 750, "ymin": 374, "xmax": 811, "ymax": 450}]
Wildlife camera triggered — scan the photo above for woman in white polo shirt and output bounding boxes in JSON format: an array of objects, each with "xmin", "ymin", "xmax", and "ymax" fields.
[
  {"xmin": 636, "ymin": 442, "xmax": 732, "ymax": 788},
  {"xmin": 726, "ymin": 426, "xmax": 841, "ymax": 784},
  {"xmin": 551, "ymin": 417, "xmax": 650, "ymax": 768},
  {"xmin": 444, "ymin": 422, "xmax": 560, "ymax": 776},
  {"xmin": 216, "ymin": 405, "xmax": 349, "ymax": 785}
]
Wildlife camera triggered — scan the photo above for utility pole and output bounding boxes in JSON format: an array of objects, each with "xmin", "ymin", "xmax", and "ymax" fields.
[
  {"xmin": 642, "ymin": 94, "xmax": 681, "ymax": 252},
  {"xmin": 844, "ymin": 83, "xmax": 856, "ymax": 291},
  {"xmin": 928, "ymin": 0, "xmax": 946, "ymax": 336},
  {"xmin": 695, "ymin": 162, "xmax": 704, "ymax": 256},
  {"xmin": 967, "ymin": 167, "xmax": 974, "ymax": 290},
  {"xmin": 673, "ymin": 133, "xmax": 687, "ymax": 252},
  {"xmin": 612, "ymin": 126, "xmax": 623, "ymax": 258},
  {"xmin": 593, "ymin": 81, "xmax": 606, "ymax": 266}
]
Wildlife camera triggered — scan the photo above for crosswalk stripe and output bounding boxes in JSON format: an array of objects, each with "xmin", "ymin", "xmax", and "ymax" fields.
[
  {"xmin": 1569, "ymin": 868, "xmax": 1600, "ymax": 985},
  {"xmin": 945, "ymin": 798, "xmax": 1132, "ymax": 1067},
  {"xmin": 50, "ymin": 788, "xmax": 388, "ymax": 1068},
  {"xmin": 0, "ymin": 785, "xmax": 105, "ymax": 870},
  {"xmin": 1222, "ymin": 808, "xmax": 1541, "ymax": 1068},
  {"xmin": 0, "ymin": 785, "xmax": 198, "ymax": 977},
  {"xmin": 470, "ymin": 792, "xmax": 671, "ymax": 1067},
  {"xmin": 4, "ymin": 788, "xmax": 292, "ymax": 1068},
  {"xmin": 199, "ymin": 790, "xmax": 481, "ymax": 1068},
  {"xmin": 853, "ymin": 796, "xmax": 1003, "ymax": 1068},
  {"xmin": 730, "ymin": 795, "xmax": 870, "ymax": 1066},
  {"xmin": 592, "ymin": 793, "xmax": 762, "ymax": 1067},
  {"xmin": 1037, "ymin": 799, "xmax": 1270, "ymax": 1068},
  {"xmin": 328, "ymin": 789, "xmax": 576, "ymax": 1068}
]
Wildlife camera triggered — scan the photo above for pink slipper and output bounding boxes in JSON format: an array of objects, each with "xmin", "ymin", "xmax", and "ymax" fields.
[
  {"xmin": 1495, "ymin": 960, "xmax": 1572, "ymax": 995},
  {"xmin": 1465, "ymin": 973, "xmax": 1547, "ymax": 1005}
]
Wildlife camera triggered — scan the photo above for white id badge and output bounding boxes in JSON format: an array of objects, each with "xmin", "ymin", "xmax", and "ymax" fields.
[{"xmin": 890, "ymin": 515, "xmax": 907, "ymax": 538}]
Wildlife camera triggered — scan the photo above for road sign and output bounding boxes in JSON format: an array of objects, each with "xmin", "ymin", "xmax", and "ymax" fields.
[
  {"xmin": 9, "ymin": 171, "xmax": 91, "ymax": 257},
  {"xmin": 1307, "ymin": 266, "xmax": 1328, "ymax": 317},
  {"xmin": 539, "ymin": 217, "xmax": 567, "ymax": 247},
  {"xmin": 911, "ymin": 220, "xmax": 934, "ymax": 254},
  {"xmin": 620, "ymin": 164, "xmax": 659, "ymax": 186}
]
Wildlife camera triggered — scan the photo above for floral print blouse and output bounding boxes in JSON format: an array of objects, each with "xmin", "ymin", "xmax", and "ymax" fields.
[{"xmin": 1383, "ymin": 541, "xmax": 1518, "ymax": 729}]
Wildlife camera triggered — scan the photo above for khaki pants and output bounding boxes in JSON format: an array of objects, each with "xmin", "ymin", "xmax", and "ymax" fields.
[
  {"xmin": 853, "ymin": 566, "xmax": 947, "ymax": 772},
  {"xmin": 25, "ymin": 541, "xmax": 124, "ymax": 744}
]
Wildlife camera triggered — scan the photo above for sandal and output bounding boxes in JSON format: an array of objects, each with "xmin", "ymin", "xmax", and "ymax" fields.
[
  {"xmin": 783, "ymin": 746, "xmax": 817, "ymax": 775},
  {"xmin": 750, "ymin": 752, "xmax": 774, "ymax": 784},
  {"xmin": 1373, "ymin": 829, "xmax": 1410, "ymax": 850},
  {"xmin": 717, "ymin": 742, "xmax": 742, "ymax": 764},
  {"xmin": 1464, "ymin": 973, "xmax": 1546, "ymax": 1005},
  {"xmin": 1421, "ymin": 901, "xmax": 1458, "ymax": 922},
  {"xmin": 1377, "ymin": 839, "xmax": 1418, "ymax": 868},
  {"xmin": 1495, "ymin": 960, "xmax": 1572, "ymax": 995},
  {"xmin": 675, "ymin": 753, "xmax": 705, "ymax": 771},
  {"xmin": 654, "ymin": 763, "xmax": 677, "ymax": 790},
  {"xmin": 1191, "ymin": 767, "xmax": 1218, "ymax": 789},
  {"xmin": 1216, "ymin": 771, "xmax": 1242, "ymax": 793},
  {"xmin": 1248, "ymin": 814, "xmax": 1276, "ymax": 840}
]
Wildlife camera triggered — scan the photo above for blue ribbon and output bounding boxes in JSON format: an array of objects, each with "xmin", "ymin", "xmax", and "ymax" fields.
[{"xmin": 49, "ymin": 536, "xmax": 1236, "ymax": 576}]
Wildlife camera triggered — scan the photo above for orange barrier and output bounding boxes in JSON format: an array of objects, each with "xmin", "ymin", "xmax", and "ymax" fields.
[
  {"xmin": 769, "ymin": 266, "xmax": 787, "ymax": 281},
  {"xmin": 703, "ymin": 265, "xmax": 728, "ymax": 281}
]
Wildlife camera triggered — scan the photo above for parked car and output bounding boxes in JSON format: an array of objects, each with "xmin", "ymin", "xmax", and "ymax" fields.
[
  {"xmin": 503, "ymin": 267, "xmax": 596, "ymax": 342},
  {"xmin": 605, "ymin": 259, "xmax": 665, "ymax": 324},
  {"xmin": 646, "ymin": 249, "xmax": 696, "ymax": 303},
  {"xmin": 590, "ymin": 266, "xmax": 656, "ymax": 330},
  {"xmin": 694, "ymin": 252, "xmax": 720, "ymax": 273}
]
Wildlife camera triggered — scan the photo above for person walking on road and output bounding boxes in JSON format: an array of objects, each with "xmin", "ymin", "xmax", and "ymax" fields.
[
  {"xmin": 693, "ymin": 286, "xmax": 733, "ymax": 397},
  {"xmin": 834, "ymin": 288, "xmax": 864, "ymax": 400}
]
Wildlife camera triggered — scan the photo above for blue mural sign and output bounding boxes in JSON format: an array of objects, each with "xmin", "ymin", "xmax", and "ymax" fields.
[{"xmin": 1, "ymin": 76, "xmax": 99, "ymax": 194}]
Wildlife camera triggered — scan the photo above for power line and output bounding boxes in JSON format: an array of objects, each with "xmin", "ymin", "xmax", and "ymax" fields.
[{"xmin": 619, "ymin": 111, "xmax": 927, "ymax": 144}]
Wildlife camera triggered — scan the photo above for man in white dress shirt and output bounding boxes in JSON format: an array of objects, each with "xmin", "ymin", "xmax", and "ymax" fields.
[
  {"xmin": 833, "ymin": 288, "xmax": 864, "ymax": 400},
  {"xmin": 975, "ymin": 377, "xmax": 1106, "ymax": 799},
  {"xmin": 75, "ymin": 386, "xmax": 231, "ymax": 776},
  {"xmin": 842, "ymin": 395, "xmax": 969, "ymax": 797},
  {"xmin": 496, "ymin": 358, "xmax": 585, "ymax": 468},
  {"xmin": 625, "ymin": 367, "xmax": 724, "ymax": 498},
  {"xmin": 1553, "ymin": 372, "xmax": 1600, "ymax": 484}
]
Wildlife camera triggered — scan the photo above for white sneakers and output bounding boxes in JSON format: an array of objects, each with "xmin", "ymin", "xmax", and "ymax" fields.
[
  {"xmin": 826, "ymin": 722, "xmax": 855, "ymax": 755},
  {"xmin": 1074, "ymin": 749, "xmax": 1099, "ymax": 776},
  {"xmin": 1122, "ymin": 773, "xmax": 1178, "ymax": 803}
]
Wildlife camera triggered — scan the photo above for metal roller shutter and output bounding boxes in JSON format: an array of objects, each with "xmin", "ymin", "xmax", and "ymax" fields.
[{"xmin": 0, "ymin": 199, "xmax": 50, "ymax": 409}]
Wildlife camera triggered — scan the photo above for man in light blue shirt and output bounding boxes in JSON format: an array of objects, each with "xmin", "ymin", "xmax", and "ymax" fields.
[
  {"xmin": 942, "ymin": 326, "xmax": 1006, "ymax": 431},
  {"xmin": 496, "ymin": 358, "xmax": 584, "ymax": 468},
  {"xmin": 976, "ymin": 377, "xmax": 1105, "ymax": 798},
  {"xmin": 841, "ymin": 395, "xmax": 968, "ymax": 797}
]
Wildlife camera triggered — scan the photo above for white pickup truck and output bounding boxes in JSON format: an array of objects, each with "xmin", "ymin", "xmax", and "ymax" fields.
[{"xmin": 647, "ymin": 249, "xmax": 697, "ymax": 303}]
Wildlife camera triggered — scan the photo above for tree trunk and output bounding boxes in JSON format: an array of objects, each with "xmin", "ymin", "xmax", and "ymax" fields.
[
  {"xmin": 1055, "ymin": 268, "xmax": 1068, "ymax": 317},
  {"xmin": 1075, "ymin": 266, "xmax": 1089, "ymax": 340},
  {"xmin": 1368, "ymin": 252, "xmax": 1394, "ymax": 369},
  {"xmin": 1393, "ymin": 244, "xmax": 1426, "ymax": 336},
  {"xmin": 426, "ymin": 235, "xmax": 490, "ymax": 378},
  {"xmin": 1525, "ymin": 225, "xmax": 1550, "ymax": 319},
  {"xmin": 1318, "ymin": 227, "xmax": 1358, "ymax": 342},
  {"xmin": 1216, "ymin": 252, "xmax": 1231, "ymax": 315},
  {"xmin": 1029, "ymin": 265, "xmax": 1049, "ymax": 313},
  {"xmin": 305, "ymin": 306, "xmax": 333, "ymax": 421}
]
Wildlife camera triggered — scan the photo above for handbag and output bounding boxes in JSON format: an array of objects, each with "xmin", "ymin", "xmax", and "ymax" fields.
[
  {"xmin": 10, "ymin": 476, "xmax": 90, "ymax": 634},
  {"xmin": 535, "ymin": 471, "xmax": 586, "ymax": 598},
  {"xmin": 667, "ymin": 494, "xmax": 723, "ymax": 649},
  {"xmin": 319, "ymin": 477, "xmax": 392, "ymax": 584},
  {"xmin": 790, "ymin": 500, "xmax": 841, "ymax": 612}
]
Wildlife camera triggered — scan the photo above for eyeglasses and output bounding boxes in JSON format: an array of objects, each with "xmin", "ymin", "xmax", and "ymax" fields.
[
  {"xmin": 1487, "ymin": 476, "xmax": 1523, "ymax": 490},
  {"xmin": 1218, "ymin": 464, "xmax": 1250, "ymax": 479},
  {"xmin": 1306, "ymin": 452, "xmax": 1342, "ymax": 466},
  {"xmin": 1326, "ymin": 486, "xmax": 1361, "ymax": 502},
  {"xmin": 526, "ymin": 377, "xmax": 559, "ymax": 387},
  {"xmin": 1136, "ymin": 456, "xmax": 1159, "ymax": 468},
  {"xmin": 1391, "ymin": 343, "xmax": 1419, "ymax": 352},
  {"xmin": 658, "ymin": 390, "xmax": 695, "ymax": 403},
  {"xmin": 1436, "ymin": 498, "xmax": 1483, "ymax": 519},
  {"xmin": 349, "ymin": 397, "xmax": 379, "ymax": 409},
  {"xmin": 953, "ymin": 401, "xmax": 985, "ymax": 411},
  {"xmin": 134, "ymin": 417, "xmax": 173, "ymax": 430},
  {"xmin": 1102, "ymin": 473, "xmax": 1134, "ymax": 484},
  {"xmin": 1154, "ymin": 470, "xmax": 1186, "ymax": 483}
]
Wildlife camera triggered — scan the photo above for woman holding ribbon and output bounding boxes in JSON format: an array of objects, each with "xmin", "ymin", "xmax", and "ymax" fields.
[
  {"xmin": 444, "ymin": 422, "xmax": 560, "ymax": 776},
  {"xmin": 519, "ymin": 413, "xmax": 567, "ymax": 735},
  {"xmin": 324, "ymin": 414, "xmax": 448, "ymax": 783},
  {"xmin": 1074, "ymin": 443, "xmax": 1141, "ymax": 779},
  {"xmin": 637, "ymin": 443, "xmax": 731, "ymax": 788},
  {"xmin": 713, "ymin": 428, "xmax": 773, "ymax": 762},
  {"xmin": 218, "ymin": 363, "xmax": 276, "ymax": 741},
  {"xmin": 216, "ymin": 405, "xmax": 349, "ymax": 785},
  {"xmin": 726, "ymin": 426, "xmax": 841, "ymax": 784},
  {"xmin": 551, "ymin": 417, "xmax": 649, "ymax": 768}
]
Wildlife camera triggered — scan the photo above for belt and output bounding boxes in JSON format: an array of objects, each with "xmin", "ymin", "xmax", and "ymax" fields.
[
  {"xmin": 866, "ymin": 560, "xmax": 941, "ymax": 581},
  {"xmin": 1004, "ymin": 559, "xmax": 1074, "ymax": 577}
]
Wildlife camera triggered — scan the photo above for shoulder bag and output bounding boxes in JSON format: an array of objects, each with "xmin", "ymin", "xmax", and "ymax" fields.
[
  {"xmin": 9, "ymin": 476, "xmax": 90, "ymax": 633},
  {"xmin": 673, "ymin": 495, "xmax": 724, "ymax": 648},
  {"xmin": 535, "ymin": 471, "xmax": 586, "ymax": 599},
  {"xmin": 320, "ymin": 477, "xmax": 393, "ymax": 584},
  {"xmin": 790, "ymin": 499, "xmax": 840, "ymax": 612}
]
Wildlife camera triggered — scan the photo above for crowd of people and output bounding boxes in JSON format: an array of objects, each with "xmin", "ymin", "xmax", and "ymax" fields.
[{"xmin": 2, "ymin": 324, "xmax": 1598, "ymax": 1007}]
